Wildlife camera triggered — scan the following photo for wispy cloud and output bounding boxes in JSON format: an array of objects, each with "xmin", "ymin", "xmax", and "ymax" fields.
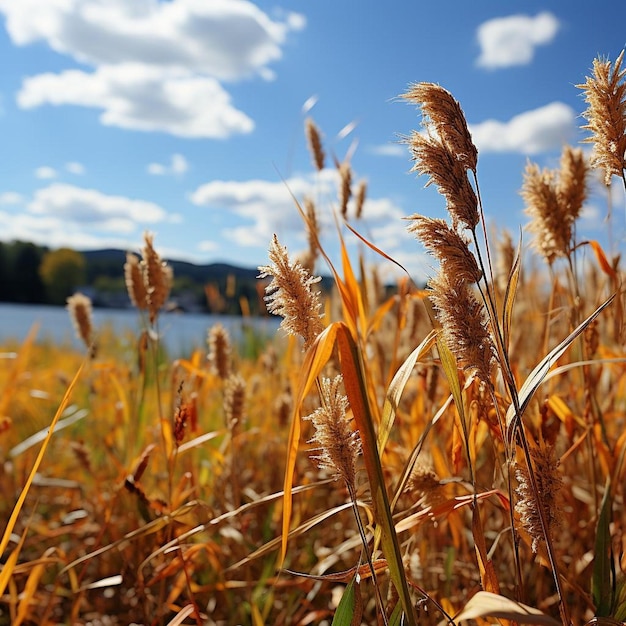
[
  {"xmin": 65, "ymin": 162, "xmax": 85, "ymax": 175},
  {"xmin": 469, "ymin": 102, "xmax": 576, "ymax": 154},
  {"xmin": 368, "ymin": 144, "xmax": 406, "ymax": 157},
  {"xmin": 0, "ymin": 191, "xmax": 24, "ymax": 205},
  {"xmin": 35, "ymin": 165, "xmax": 57, "ymax": 179},
  {"xmin": 147, "ymin": 154, "xmax": 189, "ymax": 176},
  {"xmin": 3, "ymin": 0, "xmax": 305, "ymax": 138},
  {"xmin": 476, "ymin": 12, "xmax": 560, "ymax": 69},
  {"xmin": 28, "ymin": 183, "xmax": 169, "ymax": 234}
]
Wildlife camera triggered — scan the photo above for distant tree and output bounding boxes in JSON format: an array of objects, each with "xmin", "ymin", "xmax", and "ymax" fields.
[
  {"xmin": 39, "ymin": 248, "xmax": 86, "ymax": 305},
  {"xmin": 8, "ymin": 241, "xmax": 47, "ymax": 303}
]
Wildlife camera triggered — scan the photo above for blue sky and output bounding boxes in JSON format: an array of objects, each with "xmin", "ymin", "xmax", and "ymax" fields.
[{"xmin": 0, "ymin": 1, "xmax": 625, "ymax": 281}]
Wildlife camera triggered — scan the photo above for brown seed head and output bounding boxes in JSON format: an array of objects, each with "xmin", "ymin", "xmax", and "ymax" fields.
[
  {"xmin": 124, "ymin": 252, "xmax": 149, "ymax": 310},
  {"xmin": 224, "ymin": 373, "xmax": 246, "ymax": 434},
  {"xmin": 407, "ymin": 130, "xmax": 479, "ymax": 230},
  {"xmin": 557, "ymin": 145, "xmax": 588, "ymax": 222},
  {"xmin": 303, "ymin": 195, "xmax": 320, "ymax": 271},
  {"xmin": 338, "ymin": 161, "xmax": 352, "ymax": 219},
  {"xmin": 258, "ymin": 234, "xmax": 324, "ymax": 351},
  {"xmin": 403, "ymin": 82, "xmax": 478, "ymax": 172},
  {"xmin": 305, "ymin": 117, "xmax": 325, "ymax": 171},
  {"xmin": 354, "ymin": 179, "xmax": 367, "ymax": 220},
  {"xmin": 66, "ymin": 292, "xmax": 94, "ymax": 353},
  {"xmin": 578, "ymin": 50, "xmax": 626, "ymax": 184},
  {"xmin": 304, "ymin": 375, "xmax": 361, "ymax": 491},
  {"xmin": 429, "ymin": 272, "xmax": 494, "ymax": 383},
  {"xmin": 141, "ymin": 232, "xmax": 173, "ymax": 323},
  {"xmin": 407, "ymin": 214, "xmax": 482, "ymax": 283},
  {"xmin": 207, "ymin": 323, "xmax": 232, "ymax": 380},
  {"xmin": 515, "ymin": 444, "xmax": 563, "ymax": 554}
]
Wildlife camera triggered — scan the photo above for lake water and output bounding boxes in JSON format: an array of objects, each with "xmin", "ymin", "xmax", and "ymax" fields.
[{"xmin": 0, "ymin": 303, "xmax": 282, "ymax": 356}]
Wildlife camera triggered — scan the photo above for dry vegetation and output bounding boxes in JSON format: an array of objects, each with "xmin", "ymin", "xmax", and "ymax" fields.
[{"xmin": 1, "ymin": 52, "xmax": 626, "ymax": 626}]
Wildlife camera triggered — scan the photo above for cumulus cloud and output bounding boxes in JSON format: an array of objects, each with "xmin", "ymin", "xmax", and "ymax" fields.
[
  {"xmin": 18, "ymin": 64, "xmax": 254, "ymax": 138},
  {"xmin": 147, "ymin": 153, "xmax": 189, "ymax": 176},
  {"xmin": 469, "ymin": 102, "xmax": 576, "ymax": 154},
  {"xmin": 35, "ymin": 166, "xmax": 57, "ymax": 179},
  {"xmin": 190, "ymin": 169, "xmax": 409, "ymax": 267},
  {"xmin": 28, "ymin": 183, "xmax": 168, "ymax": 234},
  {"xmin": 476, "ymin": 12, "xmax": 560, "ymax": 69},
  {"xmin": 0, "ymin": 191, "xmax": 24, "ymax": 205},
  {"xmin": 2, "ymin": 0, "xmax": 304, "ymax": 137}
]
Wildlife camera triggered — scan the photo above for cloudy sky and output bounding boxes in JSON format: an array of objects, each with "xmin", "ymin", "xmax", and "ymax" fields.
[{"xmin": 0, "ymin": 0, "xmax": 624, "ymax": 280}]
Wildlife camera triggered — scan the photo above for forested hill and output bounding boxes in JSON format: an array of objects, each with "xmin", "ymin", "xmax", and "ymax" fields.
[{"xmin": 0, "ymin": 241, "xmax": 270, "ymax": 315}]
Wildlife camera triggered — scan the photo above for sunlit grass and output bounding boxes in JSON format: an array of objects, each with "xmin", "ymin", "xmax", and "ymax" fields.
[{"xmin": 1, "ymin": 50, "xmax": 626, "ymax": 625}]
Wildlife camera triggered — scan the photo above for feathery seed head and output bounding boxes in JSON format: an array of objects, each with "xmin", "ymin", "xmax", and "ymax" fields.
[
  {"xmin": 258, "ymin": 234, "xmax": 324, "ymax": 351},
  {"xmin": 66, "ymin": 292, "xmax": 95, "ymax": 353},
  {"xmin": 577, "ymin": 50, "xmax": 626, "ymax": 184},
  {"xmin": 305, "ymin": 117, "xmax": 325, "ymax": 171},
  {"xmin": 124, "ymin": 252, "xmax": 149, "ymax": 310},
  {"xmin": 407, "ymin": 214, "xmax": 482, "ymax": 283},
  {"xmin": 406, "ymin": 131, "xmax": 479, "ymax": 230},
  {"xmin": 304, "ymin": 375, "xmax": 361, "ymax": 491},
  {"xmin": 515, "ymin": 445, "xmax": 563, "ymax": 554},
  {"xmin": 338, "ymin": 161, "xmax": 352, "ymax": 219},
  {"xmin": 224, "ymin": 373, "xmax": 246, "ymax": 434},
  {"xmin": 429, "ymin": 272, "xmax": 495, "ymax": 383},
  {"xmin": 207, "ymin": 323, "xmax": 232, "ymax": 380},
  {"xmin": 354, "ymin": 179, "xmax": 367, "ymax": 220},
  {"xmin": 141, "ymin": 232, "xmax": 173, "ymax": 323},
  {"xmin": 403, "ymin": 82, "xmax": 478, "ymax": 172}
]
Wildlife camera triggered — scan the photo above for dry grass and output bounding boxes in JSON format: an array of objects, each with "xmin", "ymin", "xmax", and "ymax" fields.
[{"xmin": 1, "ymin": 52, "xmax": 626, "ymax": 625}]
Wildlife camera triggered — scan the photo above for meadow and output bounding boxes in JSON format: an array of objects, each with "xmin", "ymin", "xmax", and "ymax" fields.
[{"xmin": 1, "ymin": 51, "xmax": 626, "ymax": 626}]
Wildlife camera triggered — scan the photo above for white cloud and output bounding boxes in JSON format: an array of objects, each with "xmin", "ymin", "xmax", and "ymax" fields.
[
  {"xmin": 476, "ymin": 12, "xmax": 560, "ymax": 69},
  {"xmin": 147, "ymin": 153, "xmax": 189, "ymax": 176},
  {"xmin": 190, "ymin": 169, "xmax": 410, "ymax": 267},
  {"xmin": 469, "ymin": 102, "xmax": 576, "ymax": 154},
  {"xmin": 369, "ymin": 144, "xmax": 406, "ymax": 158},
  {"xmin": 0, "ymin": 191, "xmax": 24, "ymax": 205},
  {"xmin": 35, "ymin": 166, "xmax": 57, "ymax": 179},
  {"xmin": 65, "ymin": 161, "xmax": 85, "ymax": 175},
  {"xmin": 28, "ymin": 183, "xmax": 168, "ymax": 234},
  {"xmin": 2, "ymin": 0, "xmax": 304, "ymax": 138},
  {"xmin": 18, "ymin": 64, "xmax": 254, "ymax": 138}
]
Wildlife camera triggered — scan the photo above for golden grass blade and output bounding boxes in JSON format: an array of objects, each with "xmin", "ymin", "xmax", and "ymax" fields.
[
  {"xmin": 506, "ymin": 295, "xmax": 615, "ymax": 440},
  {"xmin": 377, "ymin": 329, "xmax": 437, "ymax": 453},
  {"xmin": 14, "ymin": 560, "xmax": 47, "ymax": 626},
  {"xmin": 584, "ymin": 239, "xmax": 619, "ymax": 279},
  {"xmin": 0, "ymin": 527, "xmax": 27, "ymax": 596},
  {"xmin": 166, "ymin": 604, "xmax": 197, "ymax": 626},
  {"xmin": 502, "ymin": 234, "xmax": 522, "ymax": 353},
  {"xmin": 279, "ymin": 322, "xmax": 339, "ymax": 565},
  {"xmin": 0, "ymin": 359, "xmax": 85, "ymax": 558},
  {"xmin": 452, "ymin": 591, "xmax": 561, "ymax": 625},
  {"xmin": 335, "ymin": 322, "xmax": 417, "ymax": 625}
]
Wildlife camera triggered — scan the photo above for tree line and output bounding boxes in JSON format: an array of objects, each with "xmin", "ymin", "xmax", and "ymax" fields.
[{"xmin": 0, "ymin": 240, "xmax": 272, "ymax": 315}]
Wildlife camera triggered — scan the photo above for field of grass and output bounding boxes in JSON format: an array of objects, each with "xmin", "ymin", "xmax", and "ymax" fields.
[{"xmin": 1, "ymin": 52, "xmax": 626, "ymax": 625}]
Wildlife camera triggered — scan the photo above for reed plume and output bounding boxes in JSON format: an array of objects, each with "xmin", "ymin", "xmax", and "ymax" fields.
[
  {"xmin": 224, "ymin": 373, "xmax": 246, "ymax": 434},
  {"xmin": 515, "ymin": 445, "xmax": 563, "ymax": 554},
  {"xmin": 258, "ymin": 234, "xmax": 324, "ymax": 351},
  {"xmin": 354, "ymin": 179, "xmax": 367, "ymax": 219},
  {"xmin": 578, "ymin": 50, "xmax": 626, "ymax": 185},
  {"xmin": 304, "ymin": 375, "xmax": 361, "ymax": 492},
  {"xmin": 428, "ymin": 272, "xmax": 495, "ymax": 383},
  {"xmin": 338, "ymin": 161, "xmax": 352, "ymax": 219},
  {"xmin": 303, "ymin": 195, "xmax": 320, "ymax": 273},
  {"xmin": 141, "ymin": 232, "xmax": 173, "ymax": 324},
  {"xmin": 522, "ymin": 146, "xmax": 588, "ymax": 264},
  {"xmin": 124, "ymin": 252, "xmax": 149, "ymax": 311},
  {"xmin": 407, "ymin": 215, "xmax": 482, "ymax": 284},
  {"xmin": 207, "ymin": 323, "xmax": 232, "ymax": 380},
  {"xmin": 66, "ymin": 292, "xmax": 95, "ymax": 354},
  {"xmin": 305, "ymin": 117, "xmax": 325, "ymax": 171},
  {"xmin": 402, "ymin": 82, "xmax": 478, "ymax": 173}
]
